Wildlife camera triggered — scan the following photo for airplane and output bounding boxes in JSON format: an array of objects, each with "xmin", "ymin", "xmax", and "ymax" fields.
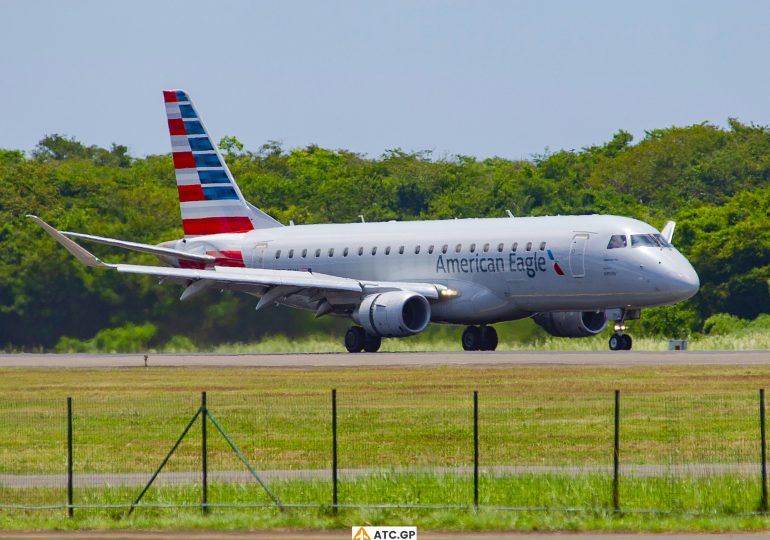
[{"xmin": 29, "ymin": 89, "xmax": 700, "ymax": 353}]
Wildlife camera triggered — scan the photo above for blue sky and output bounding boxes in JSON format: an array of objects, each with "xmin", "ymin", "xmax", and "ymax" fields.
[{"xmin": 2, "ymin": 0, "xmax": 769, "ymax": 159}]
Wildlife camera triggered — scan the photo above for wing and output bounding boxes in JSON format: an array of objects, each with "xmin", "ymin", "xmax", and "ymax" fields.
[
  {"xmin": 29, "ymin": 216, "xmax": 447, "ymax": 312},
  {"xmin": 61, "ymin": 231, "xmax": 216, "ymax": 263}
]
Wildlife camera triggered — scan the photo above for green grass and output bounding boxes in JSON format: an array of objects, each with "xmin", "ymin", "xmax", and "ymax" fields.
[
  {"xmin": 161, "ymin": 330, "xmax": 770, "ymax": 354},
  {"xmin": 2, "ymin": 364, "xmax": 770, "ymax": 530},
  {"xmin": 44, "ymin": 316, "xmax": 770, "ymax": 354},
  {"xmin": 1, "ymin": 475, "xmax": 770, "ymax": 531}
]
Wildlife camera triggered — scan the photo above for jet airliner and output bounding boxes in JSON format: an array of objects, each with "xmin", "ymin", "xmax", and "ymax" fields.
[{"xmin": 30, "ymin": 90, "xmax": 700, "ymax": 352}]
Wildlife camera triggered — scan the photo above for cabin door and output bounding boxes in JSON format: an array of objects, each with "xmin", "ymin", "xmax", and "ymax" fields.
[{"xmin": 569, "ymin": 234, "xmax": 588, "ymax": 278}]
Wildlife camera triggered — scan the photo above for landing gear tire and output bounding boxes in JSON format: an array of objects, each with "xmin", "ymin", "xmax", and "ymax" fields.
[
  {"xmin": 462, "ymin": 326, "xmax": 482, "ymax": 351},
  {"xmin": 480, "ymin": 326, "xmax": 498, "ymax": 351},
  {"xmin": 363, "ymin": 333, "xmax": 382, "ymax": 353},
  {"xmin": 609, "ymin": 333, "xmax": 633, "ymax": 351},
  {"xmin": 345, "ymin": 326, "xmax": 366, "ymax": 353},
  {"xmin": 621, "ymin": 334, "xmax": 632, "ymax": 350}
]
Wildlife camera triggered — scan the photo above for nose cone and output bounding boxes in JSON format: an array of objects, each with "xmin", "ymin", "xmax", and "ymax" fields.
[{"xmin": 670, "ymin": 256, "xmax": 700, "ymax": 301}]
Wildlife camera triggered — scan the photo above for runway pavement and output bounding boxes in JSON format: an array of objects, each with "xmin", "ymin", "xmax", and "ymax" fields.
[{"xmin": 0, "ymin": 350, "xmax": 769, "ymax": 369}]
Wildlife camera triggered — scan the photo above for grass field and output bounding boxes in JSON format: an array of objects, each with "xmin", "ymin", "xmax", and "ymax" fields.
[
  {"xmin": 2, "ymin": 363, "xmax": 770, "ymax": 530},
  {"xmin": 166, "ymin": 330, "xmax": 770, "ymax": 354}
]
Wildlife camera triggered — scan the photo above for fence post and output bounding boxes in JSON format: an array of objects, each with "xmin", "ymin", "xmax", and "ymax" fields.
[
  {"xmin": 67, "ymin": 396, "xmax": 73, "ymax": 518},
  {"xmin": 202, "ymin": 391, "xmax": 208, "ymax": 514},
  {"xmin": 332, "ymin": 388, "xmax": 338, "ymax": 513},
  {"xmin": 473, "ymin": 390, "xmax": 479, "ymax": 511},
  {"xmin": 613, "ymin": 389, "xmax": 620, "ymax": 512},
  {"xmin": 761, "ymin": 388, "xmax": 768, "ymax": 512}
]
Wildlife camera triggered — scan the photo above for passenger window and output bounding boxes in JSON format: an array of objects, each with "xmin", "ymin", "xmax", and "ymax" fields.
[
  {"xmin": 328, "ymin": 248, "xmax": 334, "ymax": 257},
  {"xmin": 512, "ymin": 242, "xmax": 518, "ymax": 252},
  {"xmin": 526, "ymin": 242, "xmax": 532, "ymax": 251},
  {"xmin": 385, "ymin": 246, "xmax": 391, "ymax": 255},
  {"xmin": 631, "ymin": 234, "xmax": 658, "ymax": 248},
  {"xmin": 399, "ymin": 246, "xmax": 405, "ymax": 254},
  {"xmin": 607, "ymin": 235, "xmax": 627, "ymax": 249},
  {"xmin": 275, "ymin": 250, "xmax": 281, "ymax": 259},
  {"xmin": 428, "ymin": 245, "xmax": 434, "ymax": 254},
  {"xmin": 315, "ymin": 249, "xmax": 321, "ymax": 257},
  {"xmin": 497, "ymin": 243, "xmax": 504, "ymax": 252},
  {"xmin": 442, "ymin": 244, "xmax": 448, "ymax": 254},
  {"xmin": 470, "ymin": 243, "xmax": 476, "ymax": 253},
  {"xmin": 343, "ymin": 247, "xmax": 349, "ymax": 257},
  {"xmin": 288, "ymin": 249, "xmax": 294, "ymax": 259},
  {"xmin": 483, "ymin": 243, "xmax": 490, "ymax": 252},
  {"xmin": 301, "ymin": 249, "xmax": 307, "ymax": 258},
  {"xmin": 371, "ymin": 246, "xmax": 377, "ymax": 255},
  {"xmin": 415, "ymin": 245, "xmax": 421, "ymax": 254},
  {"xmin": 539, "ymin": 242, "xmax": 546, "ymax": 251},
  {"xmin": 358, "ymin": 247, "xmax": 364, "ymax": 256},
  {"xmin": 455, "ymin": 244, "xmax": 462, "ymax": 253}
]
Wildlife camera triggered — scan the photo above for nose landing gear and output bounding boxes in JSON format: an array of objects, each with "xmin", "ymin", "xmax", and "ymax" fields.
[
  {"xmin": 608, "ymin": 314, "xmax": 633, "ymax": 351},
  {"xmin": 608, "ymin": 332, "xmax": 632, "ymax": 351}
]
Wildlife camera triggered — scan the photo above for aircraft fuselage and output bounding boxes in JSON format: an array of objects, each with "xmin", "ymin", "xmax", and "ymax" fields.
[{"xmin": 165, "ymin": 214, "xmax": 699, "ymax": 325}]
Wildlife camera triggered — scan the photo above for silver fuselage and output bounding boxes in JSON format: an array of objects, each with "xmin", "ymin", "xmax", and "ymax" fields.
[{"xmin": 169, "ymin": 214, "xmax": 700, "ymax": 324}]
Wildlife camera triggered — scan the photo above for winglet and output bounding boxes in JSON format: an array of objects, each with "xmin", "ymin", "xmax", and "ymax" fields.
[
  {"xmin": 27, "ymin": 215, "xmax": 110, "ymax": 268},
  {"xmin": 661, "ymin": 221, "xmax": 676, "ymax": 244}
]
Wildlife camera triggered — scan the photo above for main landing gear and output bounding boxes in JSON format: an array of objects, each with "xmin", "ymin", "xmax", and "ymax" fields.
[
  {"xmin": 608, "ymin": 332, "xmax": 632, "ymax": 351},
  {"xmin": 462, "ymin": 325, "xmax": 498, "ymax": 351},
  {"xmin": 345, "ymin": 326, "xmax": 382, "ymax": 353}
]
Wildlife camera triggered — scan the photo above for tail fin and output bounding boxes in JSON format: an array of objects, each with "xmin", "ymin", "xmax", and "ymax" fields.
[{"xmin": 163, "ymin": 89, "xmax": 281, "ymax": 237}]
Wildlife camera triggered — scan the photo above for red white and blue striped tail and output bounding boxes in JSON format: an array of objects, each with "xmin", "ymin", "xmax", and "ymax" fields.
[{"xmin": 163, "ymin": 89, "xmax": 282, "ymax": 237}]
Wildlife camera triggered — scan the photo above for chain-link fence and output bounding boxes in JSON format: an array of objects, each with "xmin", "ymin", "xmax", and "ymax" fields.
[{"xmin": 0, "ymin": 388, "xmax": 767, "ymax": 515}]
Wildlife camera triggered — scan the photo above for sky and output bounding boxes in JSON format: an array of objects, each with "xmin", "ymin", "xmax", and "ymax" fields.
[{"xmin": 2, "ymin": 0, "xmax": 769, "ymax": 160}]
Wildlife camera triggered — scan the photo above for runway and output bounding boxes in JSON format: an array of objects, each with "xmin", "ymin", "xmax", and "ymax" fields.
[{"xmin": 0, "ymin": 350, "xmax": 769, "ymax": 369}]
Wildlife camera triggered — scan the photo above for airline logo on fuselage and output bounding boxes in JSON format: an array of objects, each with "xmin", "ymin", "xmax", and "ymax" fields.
[
  {"xmin": 435, "ymin": 253, "xmax": 548, "ymax": 278},
  {"xmin": 435, "ymin": 248, "xmax": 566, "ymax": 278}
]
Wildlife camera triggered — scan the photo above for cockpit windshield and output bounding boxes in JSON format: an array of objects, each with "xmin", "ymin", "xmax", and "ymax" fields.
[
  {"xmin": 631, "ymin": 234, "xmax": 663, "ymax": 248},
  {"xmin": 607, "ymin": 234, "xmax": 627, "ymax": 249},
  {"xmin": 654, "ymin": 234, "xmax": 673, "ymax": 248}
]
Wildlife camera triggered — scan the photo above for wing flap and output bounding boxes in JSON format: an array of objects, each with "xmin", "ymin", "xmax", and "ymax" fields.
[{"xmin": 114, "ymin": 264, "xmax": 365, "ymax": 292}]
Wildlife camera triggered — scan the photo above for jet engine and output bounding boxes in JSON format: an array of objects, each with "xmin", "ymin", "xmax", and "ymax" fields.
[
  {"xmin": 533, "ymin": 311, "xmax": 608, "ymax": 338},
  {"xmin": 355, "ymin": 291, "xmax": 431, "ymax": 337}
]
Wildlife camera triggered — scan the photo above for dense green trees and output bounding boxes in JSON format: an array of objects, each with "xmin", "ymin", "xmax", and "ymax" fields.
[{"xmin": 1, "ymin": 122, "xmax": 768, "ymax": 350}]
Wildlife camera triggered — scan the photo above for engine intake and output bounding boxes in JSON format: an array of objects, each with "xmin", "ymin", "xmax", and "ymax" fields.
[
  {"xmin": 533, "ymin": 311, "xmax": 608, "ymax": 338},
  {"xmin": 356, "ymin": 291, "xmax": 431, "ymax": 337}
]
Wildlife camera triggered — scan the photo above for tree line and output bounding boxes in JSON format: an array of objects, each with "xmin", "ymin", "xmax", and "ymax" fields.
[{"xmin": 1, "ymin": 121, "xmax": 768, "ymax": 350}]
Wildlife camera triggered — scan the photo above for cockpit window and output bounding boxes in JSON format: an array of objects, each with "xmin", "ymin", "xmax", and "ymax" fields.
[
  {"xmin": 607, "ymin": 235, "xmax": 627, "ymax": 249},
  {"xmin": 654, "ymin": 234, "xmax": 672, "ymax": 248},
  {"xmin": 631, "ymin": 234, "xmax": 658, "ymax": 247}
]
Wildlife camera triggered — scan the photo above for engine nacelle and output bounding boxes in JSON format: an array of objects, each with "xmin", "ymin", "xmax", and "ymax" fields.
[
  {"xmin": 356, "ymin": 291, "xmax": 431, "ymax": 337},
  {"xmin": 533, "ymin": 311, "xmax": 608, "ymax": 338}
]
